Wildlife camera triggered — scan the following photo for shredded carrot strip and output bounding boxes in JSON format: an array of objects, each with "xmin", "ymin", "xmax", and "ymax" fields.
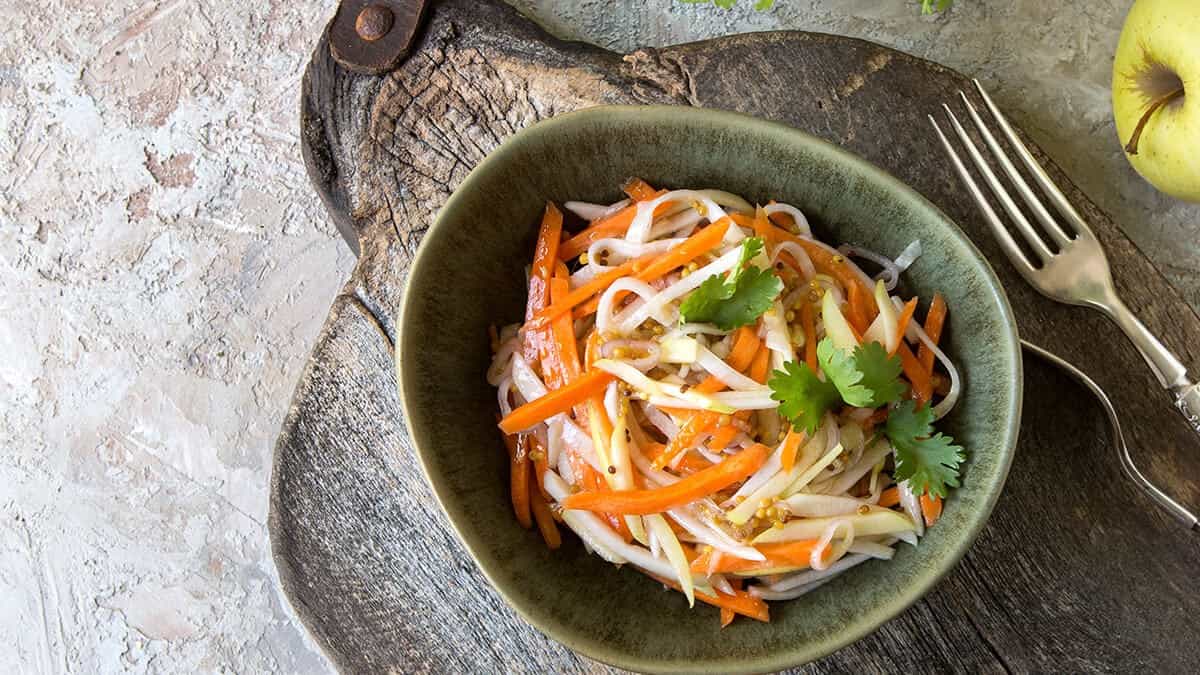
[
  {"xmin": 918, "ymin": 293, "xmax": 948, "ymax": 374},
  {"xmin": 779, "ymin": 427, "xmax": 805, "ymax": 473},
  {"xmin": 563, "ymin": 444, "xmax": 769, "ymax": 515},
  {"xmin": 501, "ymin": 432, "xmax": 533, "ymax": 529},
  {"xmin": 530, "ymin": 481, "xmax": 561, "ymax": 549},
  {"xmin": 649, "ymin": 574, "xmax": 770, "ymax": 623},
  {"xmin": 542, "ymin": 220, "xmax": 730, "ymax": 324},
  {"xmin": 653, "ymin": 412, "xmax": 721, "ymax": 470},
  {"xmin": 892, "ymin": 297, "xmax": 919, "ymax": 356},
  {"xmin": 499, "ymin": 370, "xmax": 615, "ymax": 434},
  {"xmin": 749, "ymin": 341, "xmax": 771, "ymax": 384},
  {"xmin": 920, "ymin": 493, "xmax": 943, "ymax": 527},
  {"xmin": 897, "ymin": 342, "xmax": 932, "ymax": 405},
  {"xmin": 558, "ymin": 189, "xmax": 668, "ymax": 261},
  {"xmin": 720, "ymin": 578, "xmax": 744, "ymax": 628},
  {"xmin": 522, "ymin": 203, "xmax": 563, "ymax": 364},
  {"xmin": 689, "ymin": 540, "xmax": 825, "ymax": 575},
  {"xmin": 706, "ymin": 425, "xmax": 739, "ymax": 451},
  {"xmin": 878, "ymin": 486, "xmax": 901, "ymax": 508},
  {"xmin": 622, "ymin": 177, "xmax": 658, "ymax": 202}
]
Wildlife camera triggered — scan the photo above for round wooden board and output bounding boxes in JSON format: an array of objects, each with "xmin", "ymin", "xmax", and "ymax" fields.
[{"xmin": 272, "ymin": 1, "xmax": 1200, "ymax": 671}]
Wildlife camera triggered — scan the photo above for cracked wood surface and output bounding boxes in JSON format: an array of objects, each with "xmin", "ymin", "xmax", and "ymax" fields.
[{"xmin": 272, "ymin": 0, "xmax": 1200, "ymax": 671}]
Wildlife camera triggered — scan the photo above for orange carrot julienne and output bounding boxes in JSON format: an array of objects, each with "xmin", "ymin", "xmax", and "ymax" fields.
[
  {"xmin": 563, "ymin": 443, "xmax": 769, "ymax": 515},
  {"xmin": 649, "ymin": 574, "xmax": 770, "ymax": 623},
  {"xmin": 522, "ymin": 203, "xmax": 563, "ymax": 364},
  {"xmin": 501, "ymin": 432, "xmax": 533, "ymax": 529},
  {"xmin": 622, "ymin": 177, "xmax": 659, "ymax": 202},
  {"xmin": 706, "ymin": 425, "xmax": 739, "ymax": 451},
  {"xmin": 897, "ymin": 342, "xmax": 932, "ymax": 405},
  {"xmin": 779, "ymin": 427, "xmax": 805, "ymax": 473},
  {"xmin": 878, "ymin": 486, "xmax": 901, "ymax": 508},
  {"xmin": 557, "ymin": 188, "xmax": 668, "ymax": 261},
  {"xmin": 652, "ymin": 412, "xmax": 721, "ymax": 470},
  {"xmin": 720, "ymin": 579, "xmax": 741, "ymax": 628},
  {"xmin": 892, "ymin": 297, "xmax": 920, "ymax": 356},
  {"xmin": 499, "ymin": 370, "xmax": 615, "ymax": 434},
  {"xmin": 920, "ymin": 493, "xmax": 943, "ymax": 527},
  {"xmin": 530, "ymin": 480, "xmax": 561, "ymax": 549},
  {"xmin": 918, "ymin": 293, "xmax": 947, "ymax": 374},
  {"xmin": 749, "ymin": 341, "xmax": 771, "ymax": 384},
  {"xmin": 545, "ymin": 220, "xmax": 730, "ymax": 323},
  {"xmin": 689, "ymin": 539, "xmax": 825, "ymax": 575}
]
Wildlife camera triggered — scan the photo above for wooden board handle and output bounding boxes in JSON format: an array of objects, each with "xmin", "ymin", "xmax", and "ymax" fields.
[{"xmin": 330, "ymin": 0, "xmax": 430, "ymax": 75}]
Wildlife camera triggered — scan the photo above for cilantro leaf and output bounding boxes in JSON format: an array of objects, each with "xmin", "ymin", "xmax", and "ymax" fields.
[
  {"xmin": 816, "ymin": 339, "xmax": 873, "ymax": 407},
  {"xmin": 738, "ymin": 236, "xmax": 765, "ymax": 269},
  {"xmin": 852, "ymin": 341, "xmax": 905, "ymax": 406},
  {"xmin": 768, "ymin": 361, "xmax": 841, "ymax": 435},
  {"xmin": 885, "ymin": 400, "xmax": 966, "ymax": 498},
  {"xmin": 815, "ymin": 339, "xmax": 905, "ymax": 408},
  {"xmin": 679, "ymin": 237, "xmax": 782, "ymax": 330}
]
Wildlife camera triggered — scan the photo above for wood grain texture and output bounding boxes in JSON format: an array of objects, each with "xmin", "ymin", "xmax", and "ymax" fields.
[{"xmin": 273, "ymin": 0, "xmax": 1200, "ymax": 671}]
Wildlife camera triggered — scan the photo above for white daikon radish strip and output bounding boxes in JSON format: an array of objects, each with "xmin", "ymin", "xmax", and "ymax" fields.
[
  {"xmin": 625, "ymin": 190, "xmax": 730, "ymax": 243},
  {"xmin": 895, "ymin": 530, "xmax": 919, "ymax": 547},
  {"xmin": 546, "ymin": 419, "xmax": 564, "ymax": 467},
  {"xmin": 640, "ymin": 402, "xmax": 679, "ymax": 439},
  {"xmin": 899, "ymin": 481, "xmax": 925, "ymax": 538},
  {"xmin": 726, "ymin": 442, "xmax": 843, "ymax": 526},
  {"xmin": 787, "ymin": 444, "xmax": 846, "ymax": 498},
  {"xmin": 564, "ymin": 198, "xmax": 629, "ymax": 221},
  {"xmin": 645, "ymin": 514, "xmax": 694, "ymax": 606},
  {"xmin": 614, "ymin": 246, "xmax": 743, "ymax": 333},
  {"xmin": 561, "ymin": 419, "xmax": 598, "ymax": 469},
  {"xmin": 600, "ymin": 339, "xmax": 660, "ymax": 372},
  {"xmin": 667, "ymin": 508, "xmax": 765, "ymax": 561},
  {"xmin": 810, "ymin": 519, "xmax": 855, "ymax": 571},
  {"xmin": 596, "ymin": 277, "xmax": 676, "ymax": 336},
  {"xmin": 603, "ymin": 381, "xmax": 620, "ymax": 423},
  {"xmin": 753, "ymin": 553, "xmax": 872, "ymax": 597},
  {"xmin": 695, "ymin": 345, "xmax": 763, "ymax": 391},
  {"xmin": 710, "ymin": 574, "xmax": 735, "ymax": 597},
  {"xmin": 761, "ymin": 300, "xmax": 794, "ymax": 373},
  {"xmin": 659, "ymin": 335, "xmax": 700, "ymax": 364},
  {"xmin": 587, "ymin": 236, "xmax": 685, "ymax": 266},
  {"xmin": 557, "ymin": 445, "xmax": 576, "ymax": 485},
  {"xmin": 848, "ymin": 539, "xmax": 895, "ymax": 560},
  {"xmin": 544, "ymin": 471, "xmax": 629, "ymax": 565},
  {"xmin": 821, "ymin": 291, "xmax": 858, "ymax": 351},
  {"xmin": 753, "ymin": 510, "xmax": 916, "ymax": 545},
  {"xmin": 486, "ymin": 335, "xmax": 521, "ymax": 385},
  {"xmin": 648, "ymin": 528, "xmax": 661, "ymax": 559},
  {"xmin": 862, "ymin": 279, "xmax": 900, "ymax": 352},
  {"xmin": 609, "ymin": 404, "xmax": 648, "ymax": 545},
  {"xmin": 762, "ymin": 202, "xmax": 812, "ymax": 237},
  {"xmin": 496, "ymin": 377, "xmax": 515, "ymax": 417},
  {"xmin": 781, "ymin": 494, "xmax": 867, "ymax": 518},
  {"xmin": 648, "ymin": 208, "xmax": 705, "ymax": 240},
  {"xmin": 697, "ymin": 188, "xmax": 754, "ymax": 214},
  {"xmin": 824, "ymin": 438, "xmax": 893, "ymax": 495},
  {"xmin": 772, "ymin": 240, "xmax": 817, "ymax": 281},
  {"xmin": 892, "ymin": 240, "xmax": 922, "ymax": 273}
]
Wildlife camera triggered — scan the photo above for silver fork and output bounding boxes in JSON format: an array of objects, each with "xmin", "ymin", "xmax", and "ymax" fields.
[{"xmin": 931, "ymin": 80, "xmax": 1200, "ymax": 528}]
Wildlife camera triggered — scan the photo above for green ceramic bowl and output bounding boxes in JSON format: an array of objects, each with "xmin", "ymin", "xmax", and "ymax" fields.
[{"xmin": 396, "ymin": 106, "xmax": 1021, "ymax": 673}]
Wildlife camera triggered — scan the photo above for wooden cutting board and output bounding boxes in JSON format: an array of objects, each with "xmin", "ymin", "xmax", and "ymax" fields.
[{"xmin": 271, "ymin": 1, "xmax": 1200, "ymax": 671}]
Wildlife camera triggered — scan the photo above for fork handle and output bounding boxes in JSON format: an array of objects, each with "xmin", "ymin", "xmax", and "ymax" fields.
[{"xmin": 1102, "ymin": 296, "xmax": 1200, "ymax": 432}]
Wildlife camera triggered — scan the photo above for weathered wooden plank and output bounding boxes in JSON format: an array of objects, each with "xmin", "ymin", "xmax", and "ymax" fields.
[{"xmin": 273, "ymin": 1, "xmax": 1200, "ymax": 671}]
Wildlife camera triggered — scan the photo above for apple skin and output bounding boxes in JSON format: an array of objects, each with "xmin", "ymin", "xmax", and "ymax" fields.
[{"xmin": 1112, "ymin": 0, "xmax": 1200, "ymax": 202}]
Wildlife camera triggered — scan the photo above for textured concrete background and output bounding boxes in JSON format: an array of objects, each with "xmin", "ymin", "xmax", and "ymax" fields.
[{"xmin": 2, "ymin": 0, "xmax": 1196, "ymax": 672}]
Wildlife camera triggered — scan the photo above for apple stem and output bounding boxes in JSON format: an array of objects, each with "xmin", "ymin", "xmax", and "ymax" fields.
[{"xmin": 1124, "ymin": 86, "xmax": 1185, "ymax": 155}]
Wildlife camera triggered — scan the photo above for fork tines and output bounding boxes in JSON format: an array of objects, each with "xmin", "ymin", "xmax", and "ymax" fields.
[{"xmin": 929, "ymin": 80, "xmax": 1094, "ymax": 273}]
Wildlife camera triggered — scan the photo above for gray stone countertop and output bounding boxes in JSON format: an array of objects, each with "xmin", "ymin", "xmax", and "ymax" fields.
[{"xmin": 2, "ymin": 0, "xmax": 1195, "ymax": 671}]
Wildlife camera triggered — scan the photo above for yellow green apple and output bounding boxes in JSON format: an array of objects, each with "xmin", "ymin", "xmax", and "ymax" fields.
[{"xmin": 1112, "ymin": 0, "xmax": 1199, "ymax": 202}]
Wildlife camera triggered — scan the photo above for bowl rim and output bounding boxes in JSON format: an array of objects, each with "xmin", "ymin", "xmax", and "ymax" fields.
[{"xmin": 395, "ymin": 104, "xmax": 1023, "ymax": 673}]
